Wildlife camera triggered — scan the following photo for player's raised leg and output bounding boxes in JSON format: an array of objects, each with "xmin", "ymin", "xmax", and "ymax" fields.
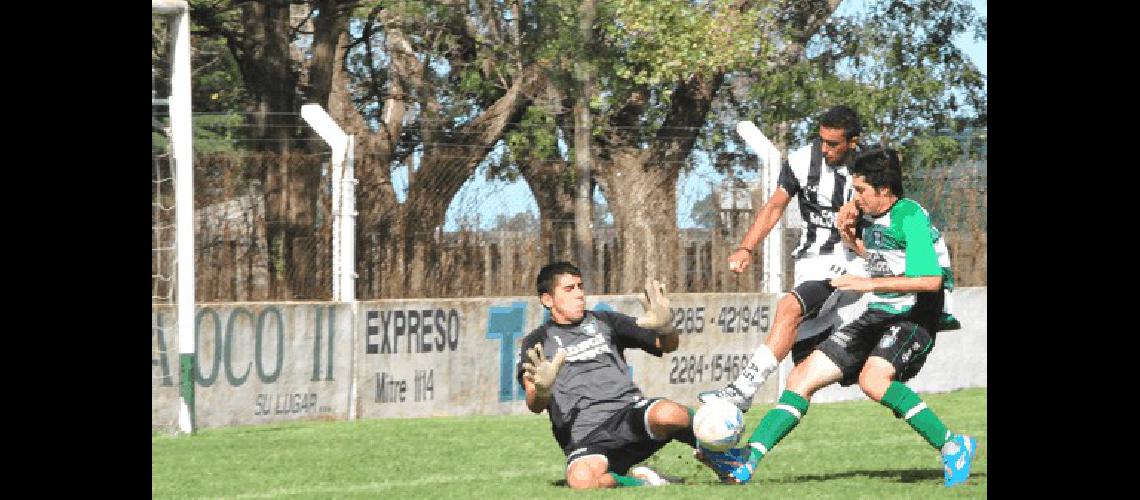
[{"xmin": 701, "ymin": 278, "xmax": 838, "ymax": 412}]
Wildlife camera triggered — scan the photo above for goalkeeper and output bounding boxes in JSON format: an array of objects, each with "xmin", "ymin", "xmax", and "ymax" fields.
[{"xmin": 517, "ymin": 261, "xmax": 718, "ymax": 488}]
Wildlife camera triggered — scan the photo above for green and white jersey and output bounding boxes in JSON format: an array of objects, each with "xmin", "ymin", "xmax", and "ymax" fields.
[
  {"xmin": 859, "ymin": 198, "xmax": 954, "ymax": 318},
  {"xmin": 931, "ymin": 226, "xmax": 961, "ymax": 331}
]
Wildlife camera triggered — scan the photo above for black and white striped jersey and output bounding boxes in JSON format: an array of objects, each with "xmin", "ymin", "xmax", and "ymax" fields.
[{"xmin": 777, "ymin": 139, "xmax": 855, "ymax": 258}]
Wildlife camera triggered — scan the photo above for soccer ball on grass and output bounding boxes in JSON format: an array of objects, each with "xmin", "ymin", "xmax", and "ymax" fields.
[{"xmin": 692, "ymin": 399, "xmax": 745, "ymax": 452}]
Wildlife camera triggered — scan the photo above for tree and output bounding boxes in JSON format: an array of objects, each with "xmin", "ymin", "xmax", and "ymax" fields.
[
  {"xmin": 187, "ymin": 0, "xmax": 549, "ymax": 298},
  {"xmin": 491, "ymin": 211, "xmax": 539, "ymax": 233},
  {"xmin": 714, "ymin": 0, "xmax": 987, "ymax": 163},
  {"xmin": 689, "ymin": 188, "xmax": 721, "ymax": 230},
  {"xmin": 489, "ymin": 0, "xmax": 774, "ymax": 291},
  {"xmin": 337, "ymin": 1, "xmax": 549, "ymax": 297},
  {"xmin": 188, "ymin": 0, "xmax": 360, "ymax": 298},
  {"xmin": 182, "ymin": 0, "xmax": 987, "ymax": 298}
]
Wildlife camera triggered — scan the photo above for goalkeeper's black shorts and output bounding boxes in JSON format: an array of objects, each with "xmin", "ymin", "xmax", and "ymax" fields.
[{"xmin": 563, "ymin": 397, "xmax": 670, "ymax": 475}]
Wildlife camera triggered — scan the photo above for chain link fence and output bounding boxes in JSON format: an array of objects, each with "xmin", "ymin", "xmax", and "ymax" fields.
[{"xmin": 151, "ymin": 114, "xmax": 986, "ymax": 302}]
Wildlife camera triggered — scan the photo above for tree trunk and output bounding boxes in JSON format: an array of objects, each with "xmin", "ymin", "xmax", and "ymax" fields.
[
  {"xmin": 330, "ymin": 21, "xmax": 403, "ymax": 300},
  {"xmin": 596, "ymin": 152, "xmax": 680, "ymax": 293},
  {"xmin": 394, "ymin": 63, "xmax": 546, "ymax": 297},
  {"xmin": 237, "ymin": 1, "xmax": 312, "ymax": 299},
  {"xmin": 573, "ymin": 0, "xmax": 597, "ymax": 288},
  {"xmin": 594, "ymin": 73, "xmax": 722, "ymax": 293},
  {"xmin": 303, "ymin": 0, "xmax": 350, "ymax": 109},
  {"xmin": 523, "ymin": 159, "xmax": 576, "ymax": 264}
]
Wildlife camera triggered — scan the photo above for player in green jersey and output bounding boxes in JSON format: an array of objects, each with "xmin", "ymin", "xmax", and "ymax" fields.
[{"xmin": 698, "ymin": 147, "xmax": 976, "ymax": 488}]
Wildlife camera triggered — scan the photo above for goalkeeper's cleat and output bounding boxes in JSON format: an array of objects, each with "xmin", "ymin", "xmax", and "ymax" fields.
[
  {"xmin": 698, "ymin": 383, "xmax": 753, "ymax": 413},
  {"xmin": 694, "ymin": 446, "xmax": 754, "ymax": 485},
  {"xmin": 629, "ymin": 466, "xmax": 684, "ymax": 486},
  {"xmin": 941, "ymin": 434, "xmax": 977, "ymax": 487}
]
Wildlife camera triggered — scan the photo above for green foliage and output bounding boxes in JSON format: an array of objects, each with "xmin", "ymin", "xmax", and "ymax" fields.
[
  {"xmin": 742, "ymin": 0, "xmax": 986, "ymax": 151},
  {"xmin": 153, "ymin": 388, "xmax": 987, "ymax": 498},
  {"xmin": 193, "ymin": 112, "xmax": 248, "ymax": 154},
  {"xmin": 905, "ymin": 133, "xmax": 964, "ymax": 171},
  {"xmin": 189, "ymin": 36, "xmax": 249, "ymax": 113},
  {"xmin": 601, "ymin": 0, "xmax": 767, "ymax": 86},
  {"xmin": 497, "ymin": 105, "xmax": 564, "ymax": 181}
]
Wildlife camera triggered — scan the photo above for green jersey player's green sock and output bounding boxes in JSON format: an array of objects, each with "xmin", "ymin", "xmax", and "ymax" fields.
[
  {"xmin": 880, "ymin": 381, "xmax": 950, "ymax": 449},
  {"xmin": 608, "ymin": 472, "xmax": 645, "ymax": 487},
  {"xmin": 746, "ymin": 390, "xmax": 810, "ymax": 465}
]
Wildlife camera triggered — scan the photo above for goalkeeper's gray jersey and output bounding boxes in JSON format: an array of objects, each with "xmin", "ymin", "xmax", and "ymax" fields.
[{"xmin": 517, "ymin": 310, "xmax": 663, "ymax": 447}]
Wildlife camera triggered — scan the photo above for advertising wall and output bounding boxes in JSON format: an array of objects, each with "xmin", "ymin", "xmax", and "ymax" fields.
[{"xmin": 153, "ymin": 288, "xmax": 986, "ymax": 432}]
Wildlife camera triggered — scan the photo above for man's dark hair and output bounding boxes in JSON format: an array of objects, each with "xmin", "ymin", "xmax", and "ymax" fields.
[
  {"xmin": 818, "ymin": 105, "xmax": 863, "ymax": 140},
  {"xmin": 537, "ymin": 261, "xmax": 582, "ymax": 296},
  {"xmin": 850, "ymin": 146, "xmax": 905, "ymax": 197}
]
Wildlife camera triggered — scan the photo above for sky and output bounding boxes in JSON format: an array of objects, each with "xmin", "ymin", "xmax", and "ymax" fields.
[{"xmin": 420, "ymin": 0, "xmax": 987, "ymax": 232}]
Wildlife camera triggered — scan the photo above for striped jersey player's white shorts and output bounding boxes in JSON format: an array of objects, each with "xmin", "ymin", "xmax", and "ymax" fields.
[
  {"xmin": 793, "ymin": 248, "xmax": 868, "ymax": 341},
  {"xmin": 792, "ymin": 247, "xmax": 864, "ymax": 285}
]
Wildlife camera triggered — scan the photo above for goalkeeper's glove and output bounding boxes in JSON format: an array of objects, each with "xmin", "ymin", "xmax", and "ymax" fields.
[
  {"xmin": 522, "ymin": 343, "xmax": 566, "ymax": 399},
  {"xmin": 635, "ymin": 278, "xmax": 673, "ymax": 331}
]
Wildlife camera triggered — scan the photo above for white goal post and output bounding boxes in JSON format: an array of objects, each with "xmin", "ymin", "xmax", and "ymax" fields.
[
  {"xmin": 153, "ymin": 0, "xmax": 195, "ymax": 435},
  {"xmin": 734, "ymin": 120, "xmax": 784, "ymax": 294}
]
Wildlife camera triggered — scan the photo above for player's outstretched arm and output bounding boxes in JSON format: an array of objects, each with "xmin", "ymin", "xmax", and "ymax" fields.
[
  {"xmin": 830, "ymin": 274, "xmax": 941, "ymax": 293},
  {"xmin": 635, "ymin": 278, "xmax": 671, "ymax": 329},
  {"xmin": 635, "ymin": 278, "xmax": 680, "ymax": 352},
  {"xmin": 521, "ymin": 343, "xmax": 565, "ymax": 413},
  {"xmin": 729, "ymin": 188, "xmax": 791, "ymax": 273}
]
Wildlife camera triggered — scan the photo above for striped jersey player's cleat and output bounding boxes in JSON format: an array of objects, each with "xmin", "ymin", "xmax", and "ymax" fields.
[
  {"xmin": 941, "ymin": 434, "xmax": 977, "ymax": 487},
  {"xmin": 694, "ymin": 446, "xmax": 754, "ymax": 484},
  {"xmin": 629, "ymin": 466, "xmax": 684, "ymax": 486},
  {"xmin": 697, "ymin": 383, "xmax": 753, "ymax": 414}
]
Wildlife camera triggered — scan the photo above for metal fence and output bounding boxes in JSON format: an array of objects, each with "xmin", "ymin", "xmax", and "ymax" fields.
[{"xmin": 151, "ymin": 115, "xmax": 987, "ymax": 302}]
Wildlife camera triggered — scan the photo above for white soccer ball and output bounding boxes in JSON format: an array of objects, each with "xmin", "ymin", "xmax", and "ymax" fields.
[{"xmin": 692, "ymin": 399, "xmax": 745, "ymax": 452}]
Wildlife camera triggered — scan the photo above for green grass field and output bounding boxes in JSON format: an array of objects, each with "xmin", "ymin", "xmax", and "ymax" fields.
[{"xmin": 153, "ymin": 387, "xmax": 986, "ymax": 498}]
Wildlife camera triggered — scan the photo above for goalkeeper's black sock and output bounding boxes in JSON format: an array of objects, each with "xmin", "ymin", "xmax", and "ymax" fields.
[{"xmin": 672, "ymin": 406, "xmax": 698, "ymax": 447}]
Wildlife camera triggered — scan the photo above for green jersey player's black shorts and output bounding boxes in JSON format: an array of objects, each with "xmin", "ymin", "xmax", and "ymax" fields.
[
  {"xmin": 815, "ymin": 306, "xmax": 938, "ymax": 387},
  {"xmin": 562, "ymin": 397, "xmax": 671, "ymax": 475}
]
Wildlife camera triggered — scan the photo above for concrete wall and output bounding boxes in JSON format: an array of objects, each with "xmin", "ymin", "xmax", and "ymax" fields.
[
  {"xmin": 152, "ymin": 303, "xmax": 354, "ymax": 432},
  {"xmin": 152, "ymin": 288, "xmax": 986, "ymax": 432},
  {"xmin": 353, "ymin": 294, "xmax": 780, "ymax": 420}
]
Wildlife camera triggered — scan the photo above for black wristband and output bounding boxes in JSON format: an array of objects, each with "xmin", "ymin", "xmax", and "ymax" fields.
[{"xmin": 736, "ymin": 247, "xmax": 753, "ymax": 255}]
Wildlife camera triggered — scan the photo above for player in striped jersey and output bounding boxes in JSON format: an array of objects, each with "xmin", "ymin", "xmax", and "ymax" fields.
[
  {"xmin": 700, "ymin": 105, "xmax": 865, "ymax": 412},
  {"xmin": 700, "ymin": 148, "xmax": 975, "ymax": 488}
]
